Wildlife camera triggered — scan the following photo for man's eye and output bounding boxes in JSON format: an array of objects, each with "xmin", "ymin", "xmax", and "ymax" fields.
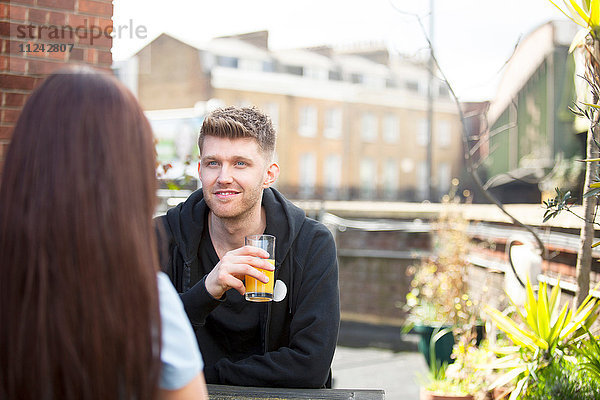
[
  {"xmin": 236, "ymin": 161, "xmax": 247, "ymax": 166},
  {"xmin": 207, "ymin": 161, "xmax": 218, "ymax": 166}
]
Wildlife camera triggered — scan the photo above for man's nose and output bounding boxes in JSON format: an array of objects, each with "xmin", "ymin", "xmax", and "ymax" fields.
[{"xmin": 217, "ymin": 166, "xmax": 234, "ymax": 184}]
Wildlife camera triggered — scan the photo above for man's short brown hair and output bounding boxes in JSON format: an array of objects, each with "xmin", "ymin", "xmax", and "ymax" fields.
[{"xmin": 198, "ymin": 106, "xmax": 276, "ymax": 158}]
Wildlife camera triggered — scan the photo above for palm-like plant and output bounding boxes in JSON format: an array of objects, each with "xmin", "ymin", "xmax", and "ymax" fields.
[
  {"xmin": 548, "ymin": 0, "xmax": 599, "ymax": 42},
  {"xmin": 571, "ymin": 325, "xmax": 600, "ymax": 380},
  {"xmin": 484, "ymin": 279, "xmax": 599, "ymax": 400}
]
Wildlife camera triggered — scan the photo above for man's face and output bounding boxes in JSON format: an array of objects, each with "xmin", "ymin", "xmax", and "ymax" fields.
[{"xmin": 199, "ymin": 136, "xmax": 278, "ymax": 220}]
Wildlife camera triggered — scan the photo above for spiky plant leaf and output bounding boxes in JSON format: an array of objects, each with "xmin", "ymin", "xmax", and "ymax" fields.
[{"xmin": 487, "ymin": 365, "xmax": 527, "ymax": 391}]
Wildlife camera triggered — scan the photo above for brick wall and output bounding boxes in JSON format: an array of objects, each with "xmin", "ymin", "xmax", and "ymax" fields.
[
  {"xmin": 334, "ymin": 227, "xmax": 506, "ymax": 325},
  {"xmin": 0, "ymin": 0, "xmax": 114, "ymax": 171},
  {"xmin": 335, "ymin": 228, "xmax": 432, "ymax": 323}
]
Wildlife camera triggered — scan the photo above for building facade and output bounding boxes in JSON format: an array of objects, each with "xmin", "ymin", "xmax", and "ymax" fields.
[
  {"xmin": 482, "ymin": 21, "xmax": 584, "ymax": 203},
  {"xmin": 121, "ymin": 31, "xmax": 463, "ymax": 201}
]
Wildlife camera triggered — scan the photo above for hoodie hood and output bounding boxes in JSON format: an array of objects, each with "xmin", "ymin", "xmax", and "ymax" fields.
[{"xmin": 164, "ymin": 187, "xmax": 306, "ymax": 268}]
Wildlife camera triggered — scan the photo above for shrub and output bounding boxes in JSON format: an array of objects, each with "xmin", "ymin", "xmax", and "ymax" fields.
[{"xmin": 522, "ymin": 357, "xmax": 600, "ymax": 400}]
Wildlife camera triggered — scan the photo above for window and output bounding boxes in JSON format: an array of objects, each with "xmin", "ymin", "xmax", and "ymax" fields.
[
  {"xmin": 299, "ymin": 153, "xmax": 316, "ymax": 197},
  {"xmin": 406, "ymin": 80, "xmax": 419, "ymax": 92},
  {"xmin": 239, "ymin": 59, "xmax": 262, "ymax": 71},
  {"xmin": 438, "ymin": 85, "xmax": 449, "ymax": 97},
  {"xmin": 324, "ymin": 108, "xmax": 342, "ymax": 139},
  {"xmin": 437, "ymin": 120, "xmax": 451, "ymax": 148},
  {"xmin": 285, "ymin": 65, "xmax": 303, "ymax": 76},
  {"xmin": 324, "ymin": 154, "xmax": 342, "ymax": 199},
  {"xmin": 174, "ymin": 122, "xmax": 196, "ymax": 160},
  {"xmin": 361, "ymin": 112, "xmax": 378, "ymax": 142},
  {"xmin": 262, "ymin": 60, "xmax": 275, "ymax": 72},
  {"xmin": 304, "ymin": 67, "xmax": 327, "ymax": 80},
  {"xmin": 360, "ymin": 157, "xmax": 377, "ymax": 199},
  {"xmin": 383, "ymin": 159, "xmax": 399, "ymax": 200},
  {"xmin": 216, "ymin": 56, "xmax": 238, "ymax": 68},
  {"xmin": 264, "ymin": 102, "xmax": 279, "ymax": 131},
  {"xmin": 298, "ymin": 106, "xmax": 317, "ymax": 137},
  {"xmin": 407, "ymin": 79, "xmax": 428, "ymax": 95},
  {"xmin": 416, "ymin": 161, "xmax": 428, "ymax": 200},
  {"xmin": 383, "ymin": 114, "xmax": 399, "ymax": 143},
  {"xmin": 351, "ymin": 73, "xmax": 363, "ymax": 84},
  {"xmin": 417, "ymin": 119, "xmax": 428, "ymax": 146},
  {"xmin": 328, "ymin": 70, "xmax": 342, "ymax": 81},
  {"xmin": 438, "ymin": 163, "xmax": 451, "ymax": 196}
]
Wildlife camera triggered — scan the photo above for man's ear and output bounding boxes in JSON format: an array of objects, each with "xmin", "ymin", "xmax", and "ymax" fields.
[
  {"xmin": 197, "ymin": 161, "xmax": 202, "ymax": 179},
  {"xmin": 263, "ymin": 162, "xmax": 280, "ymax": 188}
]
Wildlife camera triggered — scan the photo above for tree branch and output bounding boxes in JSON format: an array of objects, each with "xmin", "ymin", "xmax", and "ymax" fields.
[{"xmin": 391, "ymin": 3, "xmax": 548, "ymax": 266}]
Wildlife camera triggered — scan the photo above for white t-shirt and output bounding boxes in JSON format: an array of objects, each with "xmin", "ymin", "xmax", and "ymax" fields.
[{"xmin": 157, "ymin": 272, "xmax": 203, "ymax": 390}]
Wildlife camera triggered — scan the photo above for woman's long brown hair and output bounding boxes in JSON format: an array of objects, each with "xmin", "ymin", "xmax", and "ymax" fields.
[{"xmin": 0, "ymin": 68, "xmax": 161, "ymax": 399}]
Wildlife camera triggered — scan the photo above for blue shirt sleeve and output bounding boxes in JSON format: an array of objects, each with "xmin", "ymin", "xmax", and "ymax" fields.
[{"xmin": 157, "ymin": 271, "xmax": 203, "ymax": 390}]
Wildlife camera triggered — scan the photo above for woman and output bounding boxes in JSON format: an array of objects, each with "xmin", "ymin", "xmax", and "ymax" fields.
[{"xmin": 0, "ymin": 68, "xmax": 207, "ymax": 400}]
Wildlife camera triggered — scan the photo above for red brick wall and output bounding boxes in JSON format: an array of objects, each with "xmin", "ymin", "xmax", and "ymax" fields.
[{"xmin": 0, "ymin": 0, "xmax": 114, "ymax": 171}]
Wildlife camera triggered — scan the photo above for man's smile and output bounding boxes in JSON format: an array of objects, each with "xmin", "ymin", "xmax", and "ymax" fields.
[{"xmin": 214, "ymin": 190, "xmax": 241, "ymax": 199}]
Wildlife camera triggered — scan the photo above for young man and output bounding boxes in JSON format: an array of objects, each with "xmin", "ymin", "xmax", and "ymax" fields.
[{"xmin": 157, "ymin": 106, "xmax": 340, "ymax": 388}]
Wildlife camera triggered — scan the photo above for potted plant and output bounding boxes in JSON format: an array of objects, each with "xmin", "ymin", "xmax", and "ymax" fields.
[
  {"xmin": 404, "ymin": 213, "xmax": 482, "ymax": 367},
  {"xmin": 419, "ymin": 332, "xmax": 497, "ymax": 400},
  {"xmin": 484, "ymin": 278, "xmax": 600, "ymax": 400}
]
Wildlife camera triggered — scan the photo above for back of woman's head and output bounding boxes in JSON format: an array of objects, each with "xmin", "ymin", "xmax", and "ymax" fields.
[{"xmin": 0, "ymin": 67, "xmax": 161, "ymax": 400}]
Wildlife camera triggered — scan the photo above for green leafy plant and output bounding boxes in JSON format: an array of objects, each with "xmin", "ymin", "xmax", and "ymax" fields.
[
  {"xmin": 404, "ymin": 213, "xmax": 485, "ymax": 375},
  {"xmin": 404, "ymin": 215, "xmax": 480, "ymax": 330},
  {"xmin": 421, "ymin": 327, "xmax": 473, "ymax": 397},
  {"xmin": 157, "ymin": 155, "xmax": 198, "ymax": 191},
  {"xmin": 428, "ymin": 328, "xmax": 452, "ymax": 382},
  {"xmin": 484, "ymin": 278, "xmax": 600, "ymax": 400},
  {"xmin": 542, "ymin": 188, "xmax": 575, "ymax": 223},
  {"xmin": 570, "ymin": 325, "xmax": 600, "ymax": 380},
  {"xmin": 420, "ymin": 336, "xmax": 499, "ymax": 398},
  {"xmin": 521, "ymin": 356, "xmax": 600, "ymax": 400},
  {"xmin": 444, "ymin": 338, "xmax": 499, "ymax": 398}
]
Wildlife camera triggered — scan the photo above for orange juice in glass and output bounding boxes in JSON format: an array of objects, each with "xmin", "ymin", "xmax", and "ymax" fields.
[{"xmin": 244, "ymin": 234, "xmax": 275, "ymax": 302}]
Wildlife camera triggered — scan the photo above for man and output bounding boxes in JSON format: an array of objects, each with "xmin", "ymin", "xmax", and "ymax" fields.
[{"xmin": 157, "ymin": 106, "xmax": 340, "ymax": 388}]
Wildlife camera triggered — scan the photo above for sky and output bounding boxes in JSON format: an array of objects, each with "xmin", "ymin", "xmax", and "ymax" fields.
[{"xmin": 112, "ymin": 0, "xmax": 570, "ymax": 102}]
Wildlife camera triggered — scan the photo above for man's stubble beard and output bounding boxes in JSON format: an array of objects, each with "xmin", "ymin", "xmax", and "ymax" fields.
[{"xmin": 203, "ymin": 183, "xmax": 264, "ymax": 221}]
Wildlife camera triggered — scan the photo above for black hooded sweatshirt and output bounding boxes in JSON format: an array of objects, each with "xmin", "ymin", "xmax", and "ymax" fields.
[{"xmin": 156, "ymin": 187, "xmax": 340, "ymax": 388}]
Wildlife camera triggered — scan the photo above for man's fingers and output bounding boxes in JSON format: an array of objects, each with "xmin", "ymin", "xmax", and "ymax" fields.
[
  {"xmin": 242, "ymin": 264, "xmax": 270, "ymax": 284},
  {"xmin": 206, "ymin": 248, "xmax": 274, "ymax": 298},
  {"xmin": 229, "ymin": 245, "xmax": 270, "ymax": 259},
  {"xmin": 219, "ymin": 262, "xmax": 270, "ymax": 284},
  {"xmin": 221, "ymin": 253, "xmax": 274, "ymax": 271},
  {"xmin": 234, "ymin": 256, "xmax": 274, "ymax": 271},
  {"xmin": 221, "ymin": 274, "xmax": 246, "ymax": 295},
  {"xmin": 220, "ymin": 265, "xmax": 269, "ymax": 294}
]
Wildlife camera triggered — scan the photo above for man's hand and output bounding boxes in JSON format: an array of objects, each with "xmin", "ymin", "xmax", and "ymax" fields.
[{"xmin": 205, "ymin": 246, "xmax": 274, "ymax": 299}]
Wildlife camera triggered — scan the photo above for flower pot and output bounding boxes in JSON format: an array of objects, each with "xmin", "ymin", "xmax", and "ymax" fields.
[
  {"xmin": 412, "ymin": 324, "xmax": 455, "ymax": 367},
  {"xmin": 420, "ymin": 388, "xmax": 474, "ymax": 400},
  {"xmin": 492, "ymin": 386, "xmax": 511, "ymax": 400}
]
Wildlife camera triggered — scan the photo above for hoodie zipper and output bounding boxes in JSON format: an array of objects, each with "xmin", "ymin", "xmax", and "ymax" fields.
[
  {"xmin": 183, "ymin": 259, "xmax": 192, "ymax": 292},
  {"xmin": 264, "ymin": 301, "xmax": 271, "ymax": 352},
  {"xmin": 264, "ymin": 256, "xmax": 283, "ymax": 352}
]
